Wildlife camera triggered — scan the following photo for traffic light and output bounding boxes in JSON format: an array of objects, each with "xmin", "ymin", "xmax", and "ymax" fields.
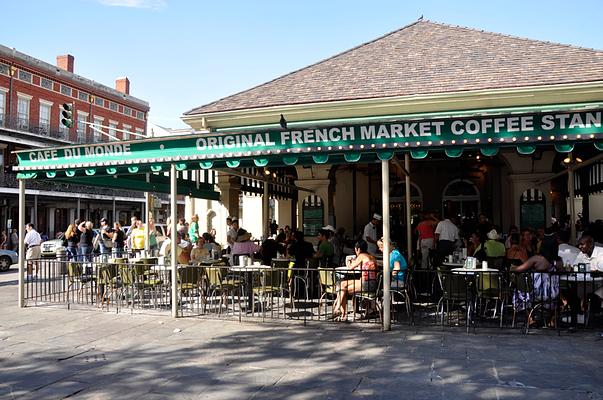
[{"xmin": 60, "ymin": 103, "xmax": 74, "ymax": 128}]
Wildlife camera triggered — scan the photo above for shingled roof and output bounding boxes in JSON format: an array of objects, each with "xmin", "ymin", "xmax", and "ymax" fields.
[{"xmin": 185, "ymin": 20, "xmax": 603, "ymax": 116}]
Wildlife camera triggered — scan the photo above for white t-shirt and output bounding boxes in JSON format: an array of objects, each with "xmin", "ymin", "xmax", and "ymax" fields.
[
  {"xmin": 558, "ymin": 243, "xmax": 580, "ymax": 266},
  {"xmin": 24, "ymin": 229, "xmax": 42, "ymax": 247},
  {"xmin": 574, "ymin": 246, "xmax": 603, "ymax": 272},
  {"xmin": 363, "ymin": 221, "xmax": 378, "ymax": 254},
  {"xmin": 435, "ymin": 219, "xmax": 459, "ymax": 242},
  {"xmin": 227, "ymin": 227, "xmax": 238, "ymax": 245}
]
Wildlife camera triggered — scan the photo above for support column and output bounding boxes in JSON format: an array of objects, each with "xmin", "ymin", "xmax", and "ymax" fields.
[
  {"xmin": 263, "ymin": 179, "xmax": 269, "ymax": 239},
  {"xmin": 18, "ymin": 179, "xmax": 25, "ymax": 308},
  {"xmin": 381, "ymin": 160, "xmax": 391, "ymax": 331},
  {"xmin": 33, "ymin": 195, "xmax": 38, "ymax": 227},
  {"xmin": 170, "ymin": 164, "xmax": 178, "ymax": 318},
  {"xmin": 405, "ymin": 154, "xmax": 412, "ymax": 264},
  {"xmin": 48, "ymin": 207, "xmax": 56, "ymax": 238},
  {"xmin": 77, "ymin": 198, "xmax": 81, "ymax": 221},
  {"xmin": 144, "ymin": 191, "xmax": 150, "ymax": 253},
  {"xmin": 112, "ymin": 197, "xmax": 116, "ymax": 223},
  {"xmin": 568, "ymin": 167, "xmax": 576, "ymax": 244}
]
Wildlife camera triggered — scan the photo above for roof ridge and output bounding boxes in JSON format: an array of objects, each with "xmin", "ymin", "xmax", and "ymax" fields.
[
  {"xmin": 423, "ymin": 19, "xmax": 603, "ymax": 53},
  {"xmin": 184, "ymin": 19, "xmax": 426, "ymax": 115}
]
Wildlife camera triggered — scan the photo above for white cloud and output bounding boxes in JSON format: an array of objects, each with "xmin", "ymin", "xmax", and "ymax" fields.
[{"xmin": 97, "ymin": 0, "xmax": 166, "ymax": 9}]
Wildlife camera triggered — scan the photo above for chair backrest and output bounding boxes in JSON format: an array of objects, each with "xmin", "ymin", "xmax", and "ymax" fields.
[
  {"xmin": 510, "ymin": 272, "xmax": 533, "ymax": 293},
  {"xmin": 68, "ymin": 262, "xmax": 82, "ymax": 280},
  {"xmin": 119, "ymin": 264, "xmax": 136, "ymax": 286},
  {"xmin": 475, "ymin": 271, "xmax": 501, "ymax": 296},
  {"xmin": 205, "ymin": 266, "xmax": 223, "ymax": 287},
  {"xmin": 318, "ymin": 267, "xmax": 336, "ymax": 289},
  {"xmin": 98, "ymin": 264, "xmax": 118, "ymax": 284},
  {"xmin": 440, "ymin": 271, "xmax": 468, "ymax": 301},
  {"xmin": 179, "ymin": 266, "xmax": 202, "ymax": 286},
  {"xmin": 142, "ymin": 257, "xmax": 158, "ymax": 266}
]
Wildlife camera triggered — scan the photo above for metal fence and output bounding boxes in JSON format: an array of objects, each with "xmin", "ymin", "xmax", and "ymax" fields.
[{"xmin": 22, "ymin": 257, "xmax": 603, "ymax": 332}]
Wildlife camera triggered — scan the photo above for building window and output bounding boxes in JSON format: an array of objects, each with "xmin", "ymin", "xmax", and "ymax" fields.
[
  {"xmin": 39, "ymin": 102, "xmax": 52, "ymax": 132},
  {"xmin": 123, "ymin": 125, "xmax": 131, "ymax": 141},
  {"xmin": 135, "ymin": 128, "xmax": 144, "ymax": 139},
  {"xmin": 0, "ymin": 64, "xmax": 8, "ymax": 76},
  {"xmin": 137, "ymin": 111, "xmax": 145, "ymax": 120},
  {"xmin": 40, "ymin": 77, "xmax": 53, "ymax": 90},
  {"xmin": 79, "ymin": 91, "xmax": 89, "ymax": 101},
  {"xmin": 17, "ymin": 97, "xmax": 30, "ymax": 129},
  {"xmin": 77, "ymin": 112, "xmax": 88, "ymax": 143},
  {"xmin": 109, "ymin": 121, "xmax": 118, "ymax": 141},
  {"xmin": 60, "ymin": 84, "xmax": 72, "ymax": 97},
  {"xmin": 0, "ymin": 91, "xmax": 5, "ymax": 126},
  {"xmin": 95, "ymin": 96, "xmax": 104, "ymax": 107},
  {"xmin": 123, "ymin": 106, "xmax": 131, "ymax": 116},
  {"xmin": 18, "ymin": 70, "xmax": 32, "ymax": 83},
  {"xmin": 109, "ymin": 102, "xmax": 118, "ymax": 111},
  {"xmin": 93, "ymin": 116, "xmax": 104, "ymax": 142}
]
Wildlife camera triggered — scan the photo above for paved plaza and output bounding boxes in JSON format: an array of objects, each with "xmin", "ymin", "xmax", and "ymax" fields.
[{"xmin": 1, "ymin": 268, "xmax": 602, "ymax": 400}]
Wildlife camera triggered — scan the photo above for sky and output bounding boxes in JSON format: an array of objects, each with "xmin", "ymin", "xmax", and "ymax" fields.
[{"xmin": 2, "ymin": 0, "xmax": 602, "ymax": 129}]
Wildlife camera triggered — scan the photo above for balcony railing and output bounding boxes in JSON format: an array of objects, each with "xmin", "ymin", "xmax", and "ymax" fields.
[{"xmin": 0, "ymin": 114, "xmax": 117, "ymax": 143}]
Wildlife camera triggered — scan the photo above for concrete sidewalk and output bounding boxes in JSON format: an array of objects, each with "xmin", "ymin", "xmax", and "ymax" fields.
[{"xmin": 1, "ymin": 268, "xmax": 602, "ymax": 399}]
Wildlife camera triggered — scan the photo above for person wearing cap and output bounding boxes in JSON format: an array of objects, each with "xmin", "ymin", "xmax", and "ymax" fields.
[
  {"xmin": 483, "ymin": 229, "xmax": 506, "ymax": 258},
  {"xmin": 364, "ymin": 214, "xmax": 382, "ymax": 255}
]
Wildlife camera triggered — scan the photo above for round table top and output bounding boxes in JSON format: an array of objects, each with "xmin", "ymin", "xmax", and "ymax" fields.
[
  {"xmin": 335, "ymin": 266, "xmax": 361, "ymax": 274},
  {"xmin": 451, "ymin": 267, "xmax": 499, "ymax": 274},
  {"xmin": 272, "ymin": 258, "xmax": 294, "ymax": 263},
  {"xmin": 229, "ymin": 265, "xmax": 272, "ymax": 272},
  {"xmin": 559, "ymin": 274, "xmax": 603, "ymax": 282},
  {"xmin": 442, "ymin": 262, "xmax": 465, "ymax": 268}
]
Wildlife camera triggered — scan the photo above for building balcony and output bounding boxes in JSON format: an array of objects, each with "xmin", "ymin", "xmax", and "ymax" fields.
[{"xmin": 0, "ymin": 114, "xmax": 71, "ymax": 143}]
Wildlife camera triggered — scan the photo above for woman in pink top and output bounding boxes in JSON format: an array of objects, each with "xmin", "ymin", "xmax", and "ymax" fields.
[
  {"xmin": 331, "ymin": 240, "xmax": 376, "ymax": 321},
  {"xmin": 416, "ymin": 213, "xmax": 436, "ymax": 269}
]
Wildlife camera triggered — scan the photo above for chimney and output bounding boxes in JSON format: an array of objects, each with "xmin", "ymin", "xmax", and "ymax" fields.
[
  {"xmin": 56, "ymin": 54, "xmax": 74, "ymax": 73},
  {"xmin": 116, "ymin": 77, "xmax": 130, "ymax": 95}
]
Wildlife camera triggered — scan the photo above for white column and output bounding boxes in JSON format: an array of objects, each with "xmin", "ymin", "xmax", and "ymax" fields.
[
  {"xmin": 33, "ymin": 195, "xmax": 37, "ymax": 226},
  {"xmin": 568, "ymin": 167, "xmax": 576, "ymax": 244},
  {"xmin": 170, "ymin": 164, "xmax": 178, "ymax": 318},
  {"xmin": 263, "ymin": 179, "xmax": 269, "ymax": 239},
  {"xmin": 77, "ymin": 198, "xmax": 81, "ymax": 221},
  {"xmin": 48, "ymin": 207, "xmax": 56, "ymax": 238},
  {"xmin": 381, "ymin": 160, "xmax": 391, "ymax": 331},
  {"xmin": 112, "ymin": 197, "xmax": 116, "ymax": 223},
  {"xmin": 405, "ymin": 154, "xmax": 412, "ymax": 264},
  {"xmin": 144, "ymin": 191, "xmax": 150, "ymax": 252},
  {"xmin": 18, "ymin": 179, "xmax": 25, "ymax": 308}
]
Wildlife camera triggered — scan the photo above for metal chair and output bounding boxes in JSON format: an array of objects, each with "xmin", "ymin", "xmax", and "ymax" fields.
[{"xmin": 474, "ymin": 271, "xmax": 506, "ymax": 328}]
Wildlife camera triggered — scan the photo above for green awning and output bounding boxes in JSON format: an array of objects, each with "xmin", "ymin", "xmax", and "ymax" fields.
[{"xmin": 13, "ymin": 108, "xmax": 603, "ymax": 178}]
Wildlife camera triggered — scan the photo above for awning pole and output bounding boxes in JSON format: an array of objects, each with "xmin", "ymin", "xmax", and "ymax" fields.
[
  {"xmin": 170, "ymin": 164, "xmax": 178, "ymax": 318},
  {"xmin": 144, "ymin": 191, "xmax": 150, "ymax": 253},
  {"xmin": 568, "ymin": 166, "xmax": 576, "ymax": 244},
  {"xmin": 263, "ymin": 178, "xmax": 269, "ymax": 239},
  {"xmin": 381, "ymin": 160, "xmax": 391, "ymax": 331},
  {"xmin": 18, "ymin": 179, "xmax": 25, "ymax": 308},
  {"xmin": 405, "ymin": 154, "xmax": 412, "ymax": 266}
]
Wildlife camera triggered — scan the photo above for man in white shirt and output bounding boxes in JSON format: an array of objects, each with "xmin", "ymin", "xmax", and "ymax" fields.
[
  {"xmin": 363, "ymin": 214, "xmax": 381, "ymax": 255},
  {"xmin": 435, "ymin": 216, "xmax": 459, "ymax": 263},
  {"xmin": 24, "ymin": 223, "xmax": 42, "ymax": 279},
  {"xmin": 575, "ymin": 234, "xmax": 603, "ymax": 313},
  {"xmin": 575, "ymin": 234, "xmax": 603, "ymax": 272}
]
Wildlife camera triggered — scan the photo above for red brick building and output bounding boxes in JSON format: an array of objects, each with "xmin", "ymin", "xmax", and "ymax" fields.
[{"xmin": 0, "ymin": 44, "xmax": 150, "ymax": 238}]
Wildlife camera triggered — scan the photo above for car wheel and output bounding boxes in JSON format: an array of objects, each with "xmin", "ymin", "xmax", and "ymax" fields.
[{"xmin": 0, "ymin": 256, "xmax": 11, "ymax": 272}]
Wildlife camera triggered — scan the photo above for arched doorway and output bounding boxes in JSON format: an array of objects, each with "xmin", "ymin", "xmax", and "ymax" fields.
[{"xmin": 442, "ymin": 179, "xmax": 480, "ymax": 220}]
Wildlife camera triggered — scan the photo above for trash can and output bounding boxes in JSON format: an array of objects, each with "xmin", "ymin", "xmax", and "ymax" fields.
[{"xmin": 56, "ymin": 247, "xmax": 68, "ymax": 275}]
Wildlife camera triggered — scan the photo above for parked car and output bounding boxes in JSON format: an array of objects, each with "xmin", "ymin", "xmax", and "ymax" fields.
[
  {"xmin": 41, "ymin": 229, "xmax": 100, "ymax": 258},
  {"xmin": 0, "ymin": 249, "xmax": 19, "ymax": 271},
  {"xmin": 41, "ymin": 238, "xmax": 66, "ymax": 258}
]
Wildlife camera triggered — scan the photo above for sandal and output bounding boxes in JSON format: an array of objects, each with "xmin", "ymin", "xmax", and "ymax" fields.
[{"xmin": 329, "ymin": 310, "xmax": 342, "ymax": 320}]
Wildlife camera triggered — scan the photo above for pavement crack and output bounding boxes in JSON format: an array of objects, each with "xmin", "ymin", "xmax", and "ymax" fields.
[
  {"xmin": 351, "ymin": 377, "xmax": 363, "ymax": 393},
  {"xmin": 57, "ymin": 348, "xmax": 94, "ymax": 362}
]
